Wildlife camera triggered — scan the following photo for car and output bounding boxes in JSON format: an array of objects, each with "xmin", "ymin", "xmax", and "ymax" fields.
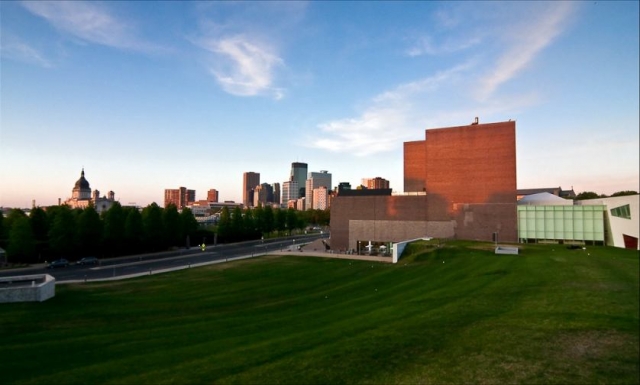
[
  {"xmin": 76, "ymin": 256, "xmax": 99, "ymax": 266},
  {"xmin": 47, "ymin": 259, "xmax": 69, "ymax": 269}
]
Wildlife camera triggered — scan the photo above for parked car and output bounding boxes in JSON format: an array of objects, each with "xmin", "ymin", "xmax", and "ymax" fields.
[
  {"xmin": 76, "ymin": 257, "xmax": 99, "ymax": 266},
  {"xmin": 47, "ymin": 259, "xmax": 69, "ymax": 269}
]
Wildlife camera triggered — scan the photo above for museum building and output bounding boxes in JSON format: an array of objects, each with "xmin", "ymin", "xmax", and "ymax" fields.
[{"xmin": 330, "ymin": 119, "xmax": 518, "ymax": 252}]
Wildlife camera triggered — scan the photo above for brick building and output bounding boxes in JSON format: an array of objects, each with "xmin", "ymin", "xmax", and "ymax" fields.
[
  {"xmin": 164, "ymin": 187, "xmax": 195, "ymax": 209},
  {"xmin": 330, "ymin": 119, "xmax": 517, "ymax": 251}
]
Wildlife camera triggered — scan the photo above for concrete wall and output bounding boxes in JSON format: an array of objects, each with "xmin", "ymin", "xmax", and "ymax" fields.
[
  {"xmin": 0, "ymin": 274, "xmax": 56, "ymax": 303},
  {"xmin": 576, "ymin": 195, "xmax": 639, "ymax": 249}
]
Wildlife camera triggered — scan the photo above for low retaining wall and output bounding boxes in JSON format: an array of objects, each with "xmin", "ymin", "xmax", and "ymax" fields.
[
  {"xmin": 0, "ymin": 274, "xmax": 56, "ymax": 303},
  {"xmin": 495, "ymin": 246, "xmax": 519, "ymax": 255}
]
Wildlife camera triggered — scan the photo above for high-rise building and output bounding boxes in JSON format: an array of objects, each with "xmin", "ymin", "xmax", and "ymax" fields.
[
  {"xmin": 282, "ymin": 181, "xmax": 299, "ymax": 206},
  {"xmin": 273, "ymin": 183, "xmax": 280, "ymax": 206},
  {"xmin": 253, "ymin": 183, "xmax": 274, "ymax": 207},
  {"xmin": 312, "ymin": 186, "xmax": 329, "ymax": 210},
  {"xmin": 361, "ymin": 177, "xmax": 390, "ymax": 190},
  {"xmin": 290, "ymin": 162, "xmax": 308, "ymax": 198},
  {"xmin": 243, "ymin": 172, "xmax": 260, "ymax": 208},
  {"xmin": 164, "ymin": 187, "xmax": 195, "ymax": 209},
  {"xmin": 305, "ymin": 170, "xmax": 332, "ymax": 210},
  {"xmin": 207, "ymin": 189, "xmax": 219, "ymax": 203}
]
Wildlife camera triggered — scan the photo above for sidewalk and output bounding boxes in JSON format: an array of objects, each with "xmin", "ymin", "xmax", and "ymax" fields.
[{"xmin": 271, "ymin": 238, "xmax": 392, "ymax": 263}]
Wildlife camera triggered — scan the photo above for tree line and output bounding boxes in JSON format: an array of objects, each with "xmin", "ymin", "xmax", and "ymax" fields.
[
  {"xmin": 214, "ymin": 206, "xmax": 329, "ymax": 243},
  {"xmin": 0, "ymin": 202, "xmax": 200, "ymax": 264},
  {"xmin": 0, "ymin": 203, "xmax": 330, "ymax": 265},
  {"xmin": 574, "ymin": 190, "xmax": 638, "ymax": 200}
]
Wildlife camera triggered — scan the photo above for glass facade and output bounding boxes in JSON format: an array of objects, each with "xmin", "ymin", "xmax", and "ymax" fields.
[{"xmin": 517, "ymin": 205, "xmax": 605, "ymax": 243}]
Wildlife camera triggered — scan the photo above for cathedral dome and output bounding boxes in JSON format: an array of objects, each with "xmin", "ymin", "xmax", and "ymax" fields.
[{"xmin": 74, "ymin": 169, "xmax": 91, "ymax": 191}]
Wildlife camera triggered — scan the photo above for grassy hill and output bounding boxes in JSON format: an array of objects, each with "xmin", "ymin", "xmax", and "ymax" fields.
[{"xmin": 2, "ymin": 241, "xmax": 638, "ymax": 384}]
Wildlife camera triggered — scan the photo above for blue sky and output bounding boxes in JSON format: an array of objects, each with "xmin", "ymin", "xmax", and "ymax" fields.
[{"xmin": 1, "ymin": 1, "xmax": 638, "ymax": 208}]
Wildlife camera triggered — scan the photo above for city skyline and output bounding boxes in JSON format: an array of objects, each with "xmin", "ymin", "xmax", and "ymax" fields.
[{"xmin": 1, "ymin": 2, "xmax": 638, "ymax": 208}]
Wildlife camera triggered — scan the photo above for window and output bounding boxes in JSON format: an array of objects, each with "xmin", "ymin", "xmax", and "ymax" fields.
[{"xmin": 610, "ymin": 204, "xmax": 631, "ymax": 219}]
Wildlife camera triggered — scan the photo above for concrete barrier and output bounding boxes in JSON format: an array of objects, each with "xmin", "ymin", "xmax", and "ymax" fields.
[
  {"xmin": 0, "ymin": 274, "xmax": 55, "ymax": 303},
  {"xmin": 495, "ymin": 246, "xmax": 519, "ymax": 255}
]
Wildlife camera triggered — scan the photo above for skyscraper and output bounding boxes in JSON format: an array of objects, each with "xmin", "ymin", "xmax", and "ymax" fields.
[
  {"xmin": 207, "ymin": 189, "xmax": 219, "ymax": 203},
  {"xmin": 282, "ymin": 181, "xmax": 299, "ymax": 206},
  {"xmin": 305, "ymin": 170, "xmax": 332, "ymax": 210},
  {"xmin": 290, "ymin": 162, "xmax": 308, "ymax": 198},
  {"xmin": 243, "ymin": 172, "xmax": 260, "ymax": 208}
]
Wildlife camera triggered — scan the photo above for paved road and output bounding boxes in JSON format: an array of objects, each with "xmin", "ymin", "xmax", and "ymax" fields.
[{"xmin": 0, "ymin": 233, "xmax": 328, "ymax": 283}]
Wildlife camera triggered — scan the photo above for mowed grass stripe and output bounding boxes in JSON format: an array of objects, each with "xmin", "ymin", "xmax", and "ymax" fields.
[{"xmin": 1, "ymin": 241, "xmax": 637, "ymax": 384}]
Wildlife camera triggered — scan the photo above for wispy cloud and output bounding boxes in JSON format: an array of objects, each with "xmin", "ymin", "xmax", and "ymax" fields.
[
  {"xmin": 191, "ymin": 2, "xmax": 307, "ymax": 99},
  {"xmin": 476, "ymin": 2, "xmax": 576, "ymax": 100},
  {"xmin": 200, "ymin": 35, "xmax": 284, "ymax": 98},
  {"xmin": 21, "ymin": 1, "xmax": 162, "ymax": 53},
  {"xmin": 310, "ymin": 63, "xmax": 474, "ymax": 156},
  {"xmin": 311, "ymin": 3, "xmax": 577, "ymax": 157},
  {"xmin": 407, "ymin": 35, "xmax": 482, "ymax": 57},
  {"xmin": 0, "ymin": 37, "xmax": 52, "ymax": 68}
]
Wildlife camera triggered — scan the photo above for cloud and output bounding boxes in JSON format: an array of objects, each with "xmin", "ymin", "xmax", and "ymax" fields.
[
  {"xmin": 476, "ymin": 2, "xmax": 576, "ymax": 100},
  {"xmin": 201, "ymin": 35, "xmax": 284, "ymax": 98},
  {"xmin": 0, "ymin": 38, "xmax": 52, "ymax": 68},
  {"xmin": 190, "ymin": 2, "xmax": 307, "ymax": 99},
  {"xmin": 407, "ymin": 35, "xmax": 482, "ymax": 57},
  {"xmin": 21, "ymin": 1, "xmax": 161, "ymax": 53}
]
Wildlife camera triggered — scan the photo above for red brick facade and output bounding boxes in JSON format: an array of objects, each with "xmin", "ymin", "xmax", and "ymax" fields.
[{"xmin": 331, "ymin": 120, "xmax": 517, "ymax": 251}]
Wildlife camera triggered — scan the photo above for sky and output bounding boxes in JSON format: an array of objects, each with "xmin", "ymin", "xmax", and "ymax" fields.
[{"xmin": 1, "ymin": 1, "xmax": 638, "ymax": 208}]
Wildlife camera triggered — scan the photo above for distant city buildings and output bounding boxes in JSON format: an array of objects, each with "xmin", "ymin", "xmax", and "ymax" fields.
[
  {"xmin": 253, "ymin": 183, "xmax": 274, "ymax": 207},
  {"xmin": 361, "ymin": 177, "xmax": 390, "ymax": 190},
  {"xmin": 164, "ymin": 187, "xmax": 195, "ymax": 209},
  {"xmin": 207, "ymin": 189, "xmax": 219, "ymax": 203},
  {"xmin": 64, "ymin": 169, "xmax": 116, "ymax": 214},
  {"xmin": 305, "ymin": 171, "xmax": 332, "ymax": 210},
  {"xmin": 290, "ymin": 162, "xmax": 308, "ymax": 199},
  {"xmin": 243, "ymin": 172, "xmax": 260, "ymax": 208},
  {"xmin": 312, "ymin": 186, "xmax": 329, "ymax": 210},
  {"xmin": 282, "ymin": 181, "xmax": 299, "ymax": 206}
]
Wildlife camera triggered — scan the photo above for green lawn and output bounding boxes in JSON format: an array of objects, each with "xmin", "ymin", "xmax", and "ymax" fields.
[{"xmin": 2, "ymin": 241, "xmax": 638, "ymax": 384}]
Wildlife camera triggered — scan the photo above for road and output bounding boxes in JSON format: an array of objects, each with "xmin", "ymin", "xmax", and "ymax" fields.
[{"xmin": 0, "ymin": 233, "xmax": 329, "ymax": 283}]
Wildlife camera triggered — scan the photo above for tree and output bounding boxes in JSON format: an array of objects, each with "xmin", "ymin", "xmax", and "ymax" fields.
[
  {"xmin": 48, "ymin": 205, "xmax": 77, "ymax": 258},
  {"xmin": 142, "ymin": 203, "xmax": 165, "ymax": 252},
  {"xmin": 7, "ymin": 216, "xmax": 36, "ymax": 263},
  {"xmin": 274, "ymin": 208, "xmax": 286, "ymax": 233},
  {"xmin": 575, "ymin": 191, "xmax": 604, "ymax": 200},
  {"xmin": 263, "ymin": 205, "xmax": 274, "ymax": 234},
  {"xmin": 103, "ymin": 202, "xmax": 125, "ymax": 256},
  {"xmin": 0, "ymin": 211, "xmax": 6, "ymax": 249},
  {"xmin": 5, "ymin": 208, "xmax": 27, "ymax": 231},
  {"xmin": 253, "ymin": 205, "xmax": 265, "ymax": 235},
  {"xmin": 611, "ymin": 190, "xmax": 638, "ymax": 197},
  {"xmin": 286, "ymin": 208, "xmax": 297, "ymax": 235},
  {"xmin": 179, "ymin": 208, "xmax": 199, "ymax": 248},
  {"xmin": 216, "ymin": 206, "xmax": 231, "ymax": 242},
  {"xmin": 243, "ymin": 209, "xmax": 258, "ymax": 239},
  {"xmin": 230, "ymin": 207, "xmax": 244, "ymax": 241},
  {"xmin": 124, "ymin": 207, "xmax": 144, "ymax": 254},
  {"xmin": 77, "ymin": 206, "xmax": 103, "ymax": 257},
  {"xmin": 163, "ymin": 204, "xmax": 181, "ymax": 247},
  {"xmin": 29, "ymin": 207, "xmax": 49, "ymax": 259}
]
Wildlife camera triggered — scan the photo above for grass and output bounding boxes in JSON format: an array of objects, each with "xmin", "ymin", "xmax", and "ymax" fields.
[{"xmin": 1, "ymin": 241, "xmax": 638, "ymax": 384}]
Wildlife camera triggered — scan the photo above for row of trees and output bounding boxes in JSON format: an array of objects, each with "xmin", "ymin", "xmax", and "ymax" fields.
[
  {"xmin": 0, "ymin": 202, "xmax": 199, "ymax": 264},
  {"xmin": 0, "ymin": 203, "xmax": 332, "ymax": 264},
  {"xmin": 214, "ymin": 206, "xmax": 330, "ymax": 243},
  {"xmin": 574, "ymin": 190, "xmax": 638, "ymax": 200}
]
